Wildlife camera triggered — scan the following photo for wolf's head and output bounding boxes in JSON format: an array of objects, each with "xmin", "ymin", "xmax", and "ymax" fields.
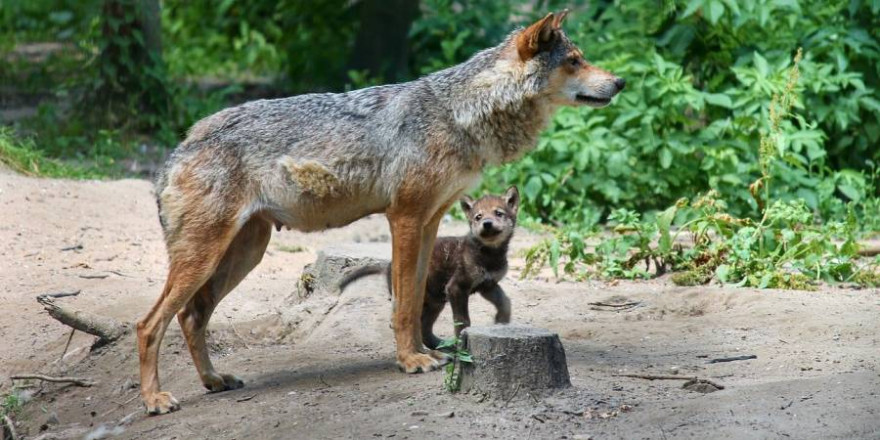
[
  {"xmin": 460, "ymin": 186, "xmax": 520, "ymax": 247},
  {"xmin": 514, "ymin": 10, "xmax": 624, "ymax": 108}
]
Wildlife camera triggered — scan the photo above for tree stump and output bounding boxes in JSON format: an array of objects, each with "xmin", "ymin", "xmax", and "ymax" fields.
[
  {"xmin": 460, "ymin": 324, "xmax": 571, "ymax": 399},
  {"xmin": 297, "ymin": 243, "xmax": 390, "ymax": 297}
]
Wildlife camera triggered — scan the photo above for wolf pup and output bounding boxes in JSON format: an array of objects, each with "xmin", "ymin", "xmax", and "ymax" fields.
[
  {"xmin": 139, "ymin": 9, "xmax": 623, "ymax": 414},
  {"xmin": 340, "ymin": 186, "xmax": 519, "ymax": 349}
]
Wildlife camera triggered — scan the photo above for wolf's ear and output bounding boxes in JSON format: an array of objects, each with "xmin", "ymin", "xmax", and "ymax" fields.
[
  {"xmin": 516, "ymin": 12, "xmax": 556, "ymax": 61},
  {"xmin": 504, "ymin": 186, "xmax": 520, "ymax": 215},
  {"xmin": 460, "ymin": 196, "xmax": 475, "ymax": 215},
  {"xmin": 552, "ymin": 9, "xmax": 570, "ymax": 29}
]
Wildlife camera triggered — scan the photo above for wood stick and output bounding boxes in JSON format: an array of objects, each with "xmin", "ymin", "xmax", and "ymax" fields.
[
  {"xmin": 706, "ymin": 354, "xmax": 756, "ymax": 364},
  {"xmin": 588, "ymin": 301, "xmax": 641, "ymax": 310},
  {"xmin": 613, "ymin": 373, "xmax": 695, "ymax": 381},
  {"xmin": 10, "ymin": 374, "xmax": 95, "ymax": 387},
  {"xmin": 614, "ymin": 374, "xmax": 725, "ymax": 389},
  {"xmin": 59, "ymin": 328, "xmax": 76, "ymax": 361},
  {"xmin": 36, "ymin": 296, "xmax": 128, "ymax": 347},
  {"xmin": 858, "ymin": 245, "xmax": 880, "ymax": 257},
  {"xmin": 39, "ymin": 290, "xmax": 81, "ymax": 299},
  {"xmin": 2, "ymin": 415, "xmax": 16, "ymax": 440}
]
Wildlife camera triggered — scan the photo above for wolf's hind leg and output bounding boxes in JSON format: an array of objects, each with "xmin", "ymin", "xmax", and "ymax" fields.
[
  {"xmin": 177, "ymin": 216, "xmax": 272, "ymax": 392},
  {"xmin": 138, "ymin": 217, "xmax": 242, "ymax": 415},
  {"xmin": 479, "ymin": 284, "xmax": 511, "ymax": 324}
]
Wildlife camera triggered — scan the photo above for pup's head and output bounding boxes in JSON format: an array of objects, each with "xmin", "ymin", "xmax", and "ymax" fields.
[
  {"xmin": 460, "ymin": 186, "xmax": 520, "ymax": 247},
  {"xmin": 515, "ymin": 10, "xmax": 625, "ymax": 108}
]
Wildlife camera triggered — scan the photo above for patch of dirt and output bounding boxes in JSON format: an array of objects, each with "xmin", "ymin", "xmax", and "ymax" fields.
[{"xmin": 2, "ymin": 172, "xmax": 880, "ymax": 439}]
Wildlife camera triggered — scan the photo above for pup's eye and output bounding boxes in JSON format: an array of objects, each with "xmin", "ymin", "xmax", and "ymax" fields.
[
  {"xmin": 495, "ymin": 210, "xmax": 505, "ymax": 217},
  {"xmin": 474, "ymin": 214, "xmax": 483, "ymax": 221},
  {"xmin": 569, "ymin": 57, "xmax": 580, "ymax": 67}
]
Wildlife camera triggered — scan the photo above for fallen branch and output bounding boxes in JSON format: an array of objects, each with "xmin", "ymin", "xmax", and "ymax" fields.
[
  {"xmin": 614, "ymin": 374, "xmax": 724, "ymax": 390},
  {"xmin": 236, "ymin": 394, "xmax": 257, "ymax": 403},
  {"xmin": 2, "ymin": 415, "xmax": 16, "ymax": 440},
  {"xmin": 40, "ymin": 290, "xmax": 81, "ymax": 299},
  {"xmin": 10, "ymin": 374, "xmax": 95, "ymax": 387},
  {"xmin": 78, "ymin": 274, "xmax": 109, "ymax": 279},
  {"xmin": 613, "ymin": 373, "xmax": 695, "ymax": 381},
  {"xmin": 706, "ymin": 355, "xmax": 756, "ymax": 364},
  {"xmin": 859, "ymin": 245, "xmax": 880, "ymax": 257},
  {"xmin": 588, "ymin": 301, "xmax": 641, "ymax": 310},
  {"xmin": 36, "ymin": 295, "xmax": 128, "ymax": 347}
]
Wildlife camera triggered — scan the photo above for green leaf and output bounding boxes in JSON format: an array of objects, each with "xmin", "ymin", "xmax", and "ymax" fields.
[
  {"xmin": 659, "ymin": 148, "xmax": 673, "ymax": 169},
  {"xmin": 753, "ymin": 52, "xmax": 769, "ymax": 77},
  {"xmin": 838, "ymin": 184, "xmax": 861, "ymax": 202},
  {"xmin": 706, "ymin": 0, "xmax": 725, "ymax": 23},
  {"xmin": 681, "ymin": 0, "xmax": 704, "ymax": 18},
  {"xmin": 524, "ymin": 176, "xmax": 542, "ymax": 201},
  {"xmin": 656, "ymin": 205, "xmax": 678, "ymax": 253},
  {"xmin": 704, "ymin": 93, "xmax": 733, "ymax": 108}
]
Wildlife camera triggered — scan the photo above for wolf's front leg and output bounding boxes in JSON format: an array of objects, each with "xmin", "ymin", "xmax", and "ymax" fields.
[{"xmin": 387, "ymin": 206, "xmax": 450, "ymax": 373}]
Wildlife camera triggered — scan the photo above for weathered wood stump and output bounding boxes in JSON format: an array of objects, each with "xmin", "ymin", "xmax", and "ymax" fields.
[
  {"xmin": 298, "ymin": 243, "xmax": 390, "ymax": 296},
  {"xmin": 460, "ymin": 324, "xmax": 571, "ymax": 399}
]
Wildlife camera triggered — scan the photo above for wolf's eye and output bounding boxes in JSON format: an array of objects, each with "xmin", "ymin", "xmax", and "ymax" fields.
[
  {"xmin": 475, "ymin": 214, "xmax": 483, "ymax": 221},
  {"xmin": 495, "ymin": 210, "xmax": 505, "ymax": 217},
  {"xmin": 569, "ymin": 57, "xmax": 580, "ymax": 67}
]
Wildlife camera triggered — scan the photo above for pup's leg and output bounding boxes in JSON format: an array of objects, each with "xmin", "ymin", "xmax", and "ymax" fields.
[
  {"xmin": 420, "ymin": 298, "xmax": 445, "ymax": 350},
  {"xmin": 479, "ymin": 285, "xmax": 511, "ymax": 324},
  {"xmin": 177, "ymin": 217, "xmax": 271, "ymax": 393},
  {"xmin": 447, "ymin": 283, "xmax": 472, "ymax": 338},
  {"xmin": 138, "ymin": 218, "xmax": 240, "ymax": 415}
]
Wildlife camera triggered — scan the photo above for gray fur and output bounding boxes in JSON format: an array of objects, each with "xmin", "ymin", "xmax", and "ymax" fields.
[{"xmin": 155, "ymin": 27, "xmax": 620, "ymax": 238}]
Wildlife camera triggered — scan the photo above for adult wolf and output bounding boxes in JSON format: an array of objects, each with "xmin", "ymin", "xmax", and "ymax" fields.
[{"xmin": 139, "ymin": 10, "xmax": 624, "ymax": 414}]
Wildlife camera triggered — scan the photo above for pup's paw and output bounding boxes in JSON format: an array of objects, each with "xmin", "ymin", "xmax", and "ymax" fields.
[
  {"xmin": 202, "ymin": 372, "xmax": 245, "ymax": 393},
  {"xmin": 397, "ymin": 352, "xmax": 442, "ymax": 374},
  {"xmin": 144, "ymin": 391, "xmax": 180, "ymax": 415},
  {"xmin": 428, "ymin": 349, "xmax": 452, "ymax": 365}
]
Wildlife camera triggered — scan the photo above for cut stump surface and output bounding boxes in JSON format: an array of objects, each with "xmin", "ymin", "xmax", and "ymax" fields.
[{"xmin": 460, "ymin": 324, "xmax": 571, "ymax": 399}]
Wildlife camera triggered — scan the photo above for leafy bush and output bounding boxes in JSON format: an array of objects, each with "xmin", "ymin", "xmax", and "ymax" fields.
[
  {"xmin": 522, "ymin": 50, "xmax": 880, "ymax": 289},
  {"xmin": 482, "ymin": 0, "xmax": 880, "ymax": 227}
]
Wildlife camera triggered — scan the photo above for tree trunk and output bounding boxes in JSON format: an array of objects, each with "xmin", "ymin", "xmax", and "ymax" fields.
[
  {"xmin": 93, "ymin": 0, "xmax": 168, "ymax": 123},
  {"xmin": 348, "ymin": 0, "xmax": 420, "ymax": 82}
]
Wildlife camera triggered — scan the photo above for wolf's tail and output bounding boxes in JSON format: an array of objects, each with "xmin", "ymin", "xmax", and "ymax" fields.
[
  {"xmin": 338, "ymin": 263, "xmax": 391, "ymax": 296},
  {"xmin": 153, "ymin": 165, "xmax": 170, "ymax": 236}
]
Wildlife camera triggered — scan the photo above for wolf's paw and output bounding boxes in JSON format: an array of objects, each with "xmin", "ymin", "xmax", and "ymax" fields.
[
  {"xmin": 144, "ymin": 391, "xmax": 180, "ymax": 415},
  {"xmin": 397, "ymin": 352, "xmax": 444, "ymax": 374},
  {"xmin": 202, "ymin": 372, "xmax": 245, "ymax": 393}
]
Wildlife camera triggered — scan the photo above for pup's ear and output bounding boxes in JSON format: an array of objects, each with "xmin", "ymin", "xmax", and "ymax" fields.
[
  {"xmin": 460, "ymin": 195, "xmax": 475, "ymax": 215},
  {"xmin": 552, "ymin": 9, "xmax": 570, "ymax": 29},
  {"xmin": 516, "ymin": 12, "xmax": 556, "ymax": 61},
  {"xmin": 504, "ymin": 186, "xmax": 520, "ymax": 215}
]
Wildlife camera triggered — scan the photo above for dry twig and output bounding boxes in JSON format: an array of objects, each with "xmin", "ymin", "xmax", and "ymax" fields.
[
  {"xmin": 2, "ymin": 415, "xmax": 16, "ymax": 440},
  {"xmin": 10, "ymin": 374, "xmax": 95, "ymax": 387}
]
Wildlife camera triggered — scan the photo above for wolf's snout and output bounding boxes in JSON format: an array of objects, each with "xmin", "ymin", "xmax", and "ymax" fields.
[
  {"xmin": 614, "ymin": 77, "xmax": 626, "ymax": 91},
  {"xmin": 482, "ymin": 220, "xmax": 494, "ymax": 230}
]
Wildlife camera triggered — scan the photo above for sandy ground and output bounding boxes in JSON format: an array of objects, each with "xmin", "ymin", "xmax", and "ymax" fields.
[{"xmin": 1, "ymin": 170, "xmax": 880, "ymax": 440}]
